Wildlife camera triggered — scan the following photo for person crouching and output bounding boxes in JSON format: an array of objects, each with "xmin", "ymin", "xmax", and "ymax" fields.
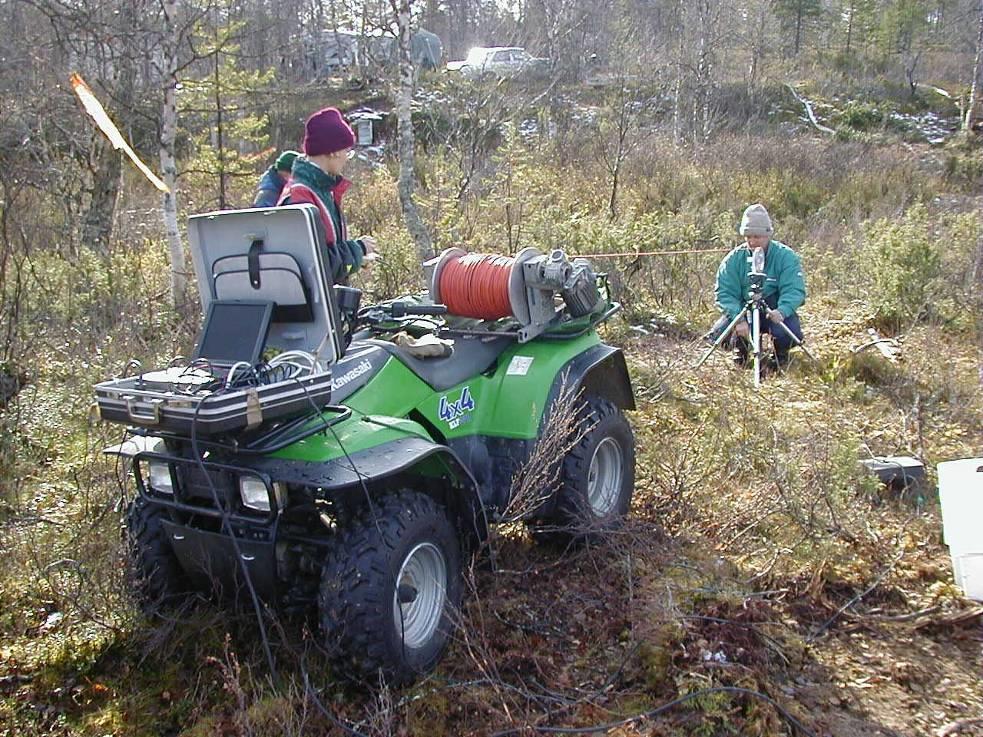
[{"xmin": 707, "ymin": 204, "xmax": 806, "ymax": 368}]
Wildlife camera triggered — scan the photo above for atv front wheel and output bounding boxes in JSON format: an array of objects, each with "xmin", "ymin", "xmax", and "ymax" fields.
[
  {"xmin": 544, "ymin": 396, "xmax": 635, "ymax": 539},
  {"xmin": 125, "ymin": 497, "xmax": 189, "ymax": 614},
  {"xmin": 319, "ymin": 491, "xmax": 462, "ymax": 685}
]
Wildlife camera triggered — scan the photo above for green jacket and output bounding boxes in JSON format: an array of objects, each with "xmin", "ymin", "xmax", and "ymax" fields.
[
  {"xmin": 280, "ymin": 156, "xmax": 364, "ymax": 283},
  {"xmin": 714, "ymin": 240, "xmax": 806, "ymax": 320}
]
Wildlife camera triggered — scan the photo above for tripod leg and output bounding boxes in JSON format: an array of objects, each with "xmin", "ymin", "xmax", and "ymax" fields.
[
  {"xmin": 694, "ymin": 308, "xmax": 749, "ymax": 368},
  {"xmin": 774, "ymin": 319, "xmax": 817, "ymax": 361},
  {"xmin": 752, "ymin": 305, "xmax": 762, "ymax": 388}
]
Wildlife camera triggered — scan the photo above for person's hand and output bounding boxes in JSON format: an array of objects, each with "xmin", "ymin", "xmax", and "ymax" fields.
[
  {"xmin": 766, "ymin": 308, "xmax": 784, "ymax": 324},
  {"xmin": 734, "ymin": 321, "xmax": 750, "ymax": 338},
  {"xmin": 359, "ymin": 236, "xmax": 379, "ymax": 265}
]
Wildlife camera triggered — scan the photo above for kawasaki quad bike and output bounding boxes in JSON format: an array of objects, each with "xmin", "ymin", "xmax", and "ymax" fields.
[{"xmin": 98, "ymin": 205, "xmax": 635, "ymax": 685}]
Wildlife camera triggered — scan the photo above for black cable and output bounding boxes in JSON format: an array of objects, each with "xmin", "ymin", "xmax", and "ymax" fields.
[
  {"xmin": 291, "ymin": 372, "xmax": 377, "ymax": 521},
  {"xmin": 301, "ymin": 658, "xmax": 371, "ymax": 737},
  {"xmin": 224, "ymin": 361, "xmax": 303, "ymax": 389},
  {"xmin": 488, "ymin": 686, "xmax": 818, "ymax": 737},
  {"xmin": 325, "ymin": 421, "xmax": 379, "ymax": 522},
  {"xmin": 291, "ymin": 370, "xmax": 394, "ymax": 675},
  {"xmin": 188, "ymin": 390, "xmax": 279, "ymax": 683},
  {"xmin": 111, "ymin": 425, "xmax": 135, "ymax": 513}
]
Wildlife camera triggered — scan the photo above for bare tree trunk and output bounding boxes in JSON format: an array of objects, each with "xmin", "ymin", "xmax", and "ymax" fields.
[
  {"xmin": 747, "ymin": 0, "xmax": 768, "ymax": 105},
  {"xmin": 393, "ymin": 0, "xmax": 433, "ymax": 263},
  {"xmin": 213, "ymin": 37, "xmax": 227, "ymax": 210},
  {"xmin": 965, "ymin": 0, "xmax": 983, "ymax": 133},
  {"xmin": 81, "ymin": 135, "xmax": 122, "ymax": 254},
  {"xmin": 793, "ymin": 0, "xmax": 803, "ymax": 56},
  {"xmin": 694, "ymin": 0, "xmax": 718, "ymax": 143},
  {"xmin": 904, "ymin": 50, "xmax": 922, "ymax": 99},
  {"xmin": 160, "ymin": 0, "xmax": 186, "ymax": 307},
  {"xmin": 672, "ymin": 0, "xmax": 685, "ymax": 143},
  {"xmin": 845, "ymin": 0, "xmax": 857, "ymax": 53},
  {"xmin": 80, "ymin": 0, "xmax": 137, "ymax": 254},
  {"xmin": 976, "ymin": 230, "xmax": 983, "ymax": 386},
  {"xmin": 608, "ymin": 81, "xmax": 629, "ymax": 220}
]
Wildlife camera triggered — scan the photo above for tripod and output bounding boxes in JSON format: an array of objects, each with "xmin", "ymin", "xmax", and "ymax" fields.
[{"xmin": 695, "ymin": 264, "xmax": 814, "ymax": 387}]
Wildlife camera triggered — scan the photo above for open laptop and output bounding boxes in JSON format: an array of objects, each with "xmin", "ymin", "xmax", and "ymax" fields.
[
  {"xmin": 192, "ymin": 299, "xmax": 275, "ymax": 369},
  {"xmin": 189, "ymin": 206, "xmax": 344, "ymax": 366}
]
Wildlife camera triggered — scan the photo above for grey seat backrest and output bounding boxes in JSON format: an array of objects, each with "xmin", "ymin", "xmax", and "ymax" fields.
[{"xmin": 188, "ymin": 206, "xmax": 342, "ymax": 364}]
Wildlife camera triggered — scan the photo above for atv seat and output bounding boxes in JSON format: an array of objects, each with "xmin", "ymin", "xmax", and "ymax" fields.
[{"xmin": 361, "ymin": 336, "xmax": 512, "ymax": 392}]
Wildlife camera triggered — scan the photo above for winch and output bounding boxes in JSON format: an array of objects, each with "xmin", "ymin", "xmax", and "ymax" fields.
[{"xmin": 425, "ymin": 246, "xmax": 605, "ymax": 342}]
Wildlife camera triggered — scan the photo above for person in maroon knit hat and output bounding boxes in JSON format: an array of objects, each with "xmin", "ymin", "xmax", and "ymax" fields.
[{"xmin": 279, "ymin": 107, "xmax": 377, "ymax": 284}]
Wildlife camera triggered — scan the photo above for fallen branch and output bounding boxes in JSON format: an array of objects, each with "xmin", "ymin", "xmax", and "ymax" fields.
[
  {"xmin": 807, "ymin": 551, "xmax": 904, "ymax": 641},
  {"xmin": 916, "ymin": 82, "xmax": 953, "ymax": 99},
  {"xmin": 914, "ymin": 605, "xmax": 983, "ymax": 631},
  {"xmin": 489, "ymin": 685, "xmax": 819, "ymax": 737},
  {"xmin": 866, "ymin": 604, "xmax": 941, "ymax": 622},
  {"xmin": 784, "ymin": 83, "xmax": 835, "ymax": 135},
  {"xmin": 851, "ymin": 338, "xmax": 901, "ymax": 360},
  {"xmin": 855, "ymin": 328, "xmax": 902, "ymax": 361}
]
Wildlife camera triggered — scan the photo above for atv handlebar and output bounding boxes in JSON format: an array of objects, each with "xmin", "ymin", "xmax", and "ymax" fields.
[
  {"xmin": 389, "ymin": 302, "xmax": 448, "ymax": 318},
  {"xmin": 353, "ymin": 300, "xmax": 448, "ymax": 334}
]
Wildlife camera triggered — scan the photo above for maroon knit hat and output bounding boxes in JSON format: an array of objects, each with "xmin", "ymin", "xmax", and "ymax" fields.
[{"xmin": 303, "ymin": 107, "xmax": 355, "ymax": 156}]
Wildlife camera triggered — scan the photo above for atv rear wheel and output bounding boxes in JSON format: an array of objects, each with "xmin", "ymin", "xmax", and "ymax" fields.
[
  {"xmin": 319, "ymin": 491, "xmax": 462, "ymax": 685},
  {"xmin": 542, "ymin": 396, "xmax": 635, "ymax": 539},
  {"xmin": 125, "ymin": 497, "xmax": 190, "ymax": 614}
]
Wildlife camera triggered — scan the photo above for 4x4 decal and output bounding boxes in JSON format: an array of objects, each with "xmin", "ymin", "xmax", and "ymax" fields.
[{"xmin": 438, "ymin": 386, "xmax": 475, "ymax": 429}]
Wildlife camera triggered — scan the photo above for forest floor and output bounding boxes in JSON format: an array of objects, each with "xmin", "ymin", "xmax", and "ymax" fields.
[
  {"xmin": 393, "ymin": 305, "xmax": 983, "ymax": 737},
  {"xmin": 0, "ymin": 76, "xmax": 980, "ymax": 733},
  {"xmin": 1, "ymin": 299, "xmax": 981, "ymax": 737}
]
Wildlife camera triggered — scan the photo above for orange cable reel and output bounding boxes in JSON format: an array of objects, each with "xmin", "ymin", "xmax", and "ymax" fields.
[{"xmin": 437, "ymin": 251, "xmax": 516, "ymax": 320}]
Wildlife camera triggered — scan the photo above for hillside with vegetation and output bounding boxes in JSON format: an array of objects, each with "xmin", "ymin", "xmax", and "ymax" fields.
[{"xmin": 1, "ymin": 0, "xmax": 982, "ymax": 735}]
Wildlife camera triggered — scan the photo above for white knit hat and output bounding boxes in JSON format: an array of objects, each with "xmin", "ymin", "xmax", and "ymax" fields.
[{"xmin": 739, "ymin": 203, "xmax": 773, "ymax": 237}]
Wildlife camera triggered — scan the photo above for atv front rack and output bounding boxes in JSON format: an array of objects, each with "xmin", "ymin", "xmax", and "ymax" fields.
[{"xmin": 126, "ymin": 405, "xmax": 352, "ymax": 456}]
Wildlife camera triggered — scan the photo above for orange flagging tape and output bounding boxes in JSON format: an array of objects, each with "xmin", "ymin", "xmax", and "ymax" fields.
[{"xmin": 70, "ymin": 73, "xmax": 169, "ymax": 193}]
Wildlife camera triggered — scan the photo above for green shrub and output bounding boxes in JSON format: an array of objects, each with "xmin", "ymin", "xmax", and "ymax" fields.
[
  {"xmin": 944, "ymin": 148, "xmax": 983, "ymax": 190},
  {"xmin": 861, "ymin": 204, "xmax": 943, "ymax": 333},
  {"xmin": 834, "ymin": 100, "xmax": 885, "ymax": 131}
]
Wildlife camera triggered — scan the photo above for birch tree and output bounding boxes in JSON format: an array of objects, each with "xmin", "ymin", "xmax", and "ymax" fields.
[
  {"xmin": 28, "ymin": 0, "xmax": 147, "ymax": 254},
  {"xmin": 965, "ymin": 0, "xmax": 983, "ymax": 132},
  {"xmin": 391, "ymin": 0, "xmax": 433, "ymax": 263},
  {"xmin": 160, "ymin": 0, "xmax": 186, "ymax": 307}
]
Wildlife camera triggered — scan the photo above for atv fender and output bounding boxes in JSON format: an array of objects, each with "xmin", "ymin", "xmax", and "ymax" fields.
[
  {"xmin": 531, "ymin": 345, "xmax": 633, "ymax": 520},
  {"xmin": 545, "ymin": 344, "xmax": 635, "ymax": 415},
  {"xmin": 242, "ymin": 436, "xmax": 488, "ymax": 545}
]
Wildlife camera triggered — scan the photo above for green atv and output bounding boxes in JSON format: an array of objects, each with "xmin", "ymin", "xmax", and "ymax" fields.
[{"xmin": 99, "ymin": 205, "xmax": 635, "ymax": 685}]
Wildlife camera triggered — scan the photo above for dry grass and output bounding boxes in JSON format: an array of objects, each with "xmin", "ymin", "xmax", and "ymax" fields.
[{"xmin": 0, "ymin": 105, "xmax": 980, "ymax": 735}]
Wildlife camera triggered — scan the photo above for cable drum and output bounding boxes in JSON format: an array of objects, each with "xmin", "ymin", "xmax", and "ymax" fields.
[
  {"xmin": 438, "ymin": 252, "xmax": 515, "ymax": 319},
  {"xmin": 430, "ymin": 247, "xmax": 547, "ymax": 325},
  {"xmin": 428, "ymin": 246, "xmax": 602, "ymax": 339}
]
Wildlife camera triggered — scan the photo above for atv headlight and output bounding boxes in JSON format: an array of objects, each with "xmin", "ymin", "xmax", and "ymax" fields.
[
  {"xmin": 147, "ymin": 460, "xmax": 174, "ymax": 494},
  {"xmin": 239, "ymin": 477, "xmax": 285, "ymax": 512}
]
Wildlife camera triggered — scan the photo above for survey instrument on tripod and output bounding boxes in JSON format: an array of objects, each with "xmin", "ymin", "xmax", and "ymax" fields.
[{"xmin": 695, "ymin": 246, "xmax": 815, "ymax": 386}]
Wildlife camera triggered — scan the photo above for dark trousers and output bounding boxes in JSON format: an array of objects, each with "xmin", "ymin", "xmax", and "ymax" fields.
[{"xmin": 709, "ymin": 297, "xmax": 803, "ymax": 354}]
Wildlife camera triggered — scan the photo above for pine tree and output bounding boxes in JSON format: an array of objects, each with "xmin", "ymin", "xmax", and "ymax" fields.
[
  {"xmin": 773, "ymin": 0, "xmax": 824, "ymax": 56},
  {"xmin": 179, "ymin": 14, "xmax": 275, "ymax": 210}
]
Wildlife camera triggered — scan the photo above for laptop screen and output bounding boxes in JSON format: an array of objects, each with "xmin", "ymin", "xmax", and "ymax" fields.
[{"xmin": 193, "ymin": 300, "xmax": 274, "ymax": 366}]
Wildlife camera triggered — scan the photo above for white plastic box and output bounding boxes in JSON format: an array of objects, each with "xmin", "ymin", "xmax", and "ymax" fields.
[{"xmin": 937, "ymin": 458, "xmax": 983, "ymax": 601}]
